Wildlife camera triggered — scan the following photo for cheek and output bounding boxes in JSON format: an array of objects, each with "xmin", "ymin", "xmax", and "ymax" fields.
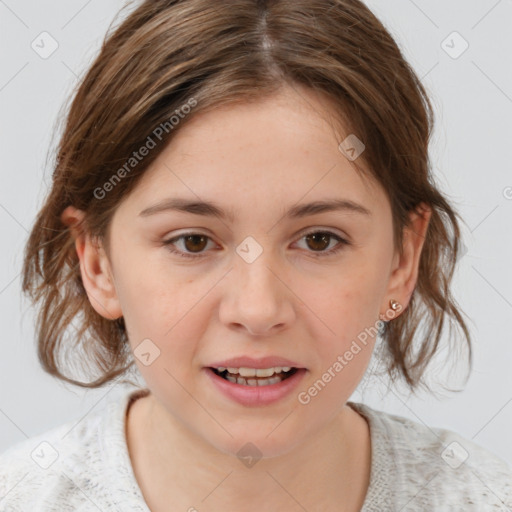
[
  {"xmin": 113, "ymin": 242, "xmax": 192, "ymax": 323},
  {"xmin": 292, "ymin": 261, "xmax": 385, "ymax": 391},
  {"xmin": 112, "ymin": 251, "xmax": 209, "ymax": 368},
  {"xmin": 300, "ymin": 262, "xmax": 385, "ymax": 340},
  {"xmin": 296, "ymin": 278, "xmax": 378, "ymax": 411},
  {"xmin": 116, "ymin": 266, "xmax": 209, "ymax": 406}
]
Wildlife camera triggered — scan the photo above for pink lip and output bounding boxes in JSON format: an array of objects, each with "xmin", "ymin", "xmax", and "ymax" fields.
[
  {"xmin": 207, "ymin": 355, "xmax": 305, "ymax": 369},
  {"xmin": 203, "ymin": 367, "xmax": 307, "ymax": 407}
]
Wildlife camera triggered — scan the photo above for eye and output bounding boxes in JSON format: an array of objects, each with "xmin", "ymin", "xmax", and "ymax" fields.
[
  {"xmin": 162, "ymin": 233, "xmax": 216, "ymax": 259},
  {"xmin": 162, "ymin": 229, "xmax": 350, "ymax": 259},
  {"xmin": 294, "ymin": 229, "xmax": 350, "ymax": 257}
]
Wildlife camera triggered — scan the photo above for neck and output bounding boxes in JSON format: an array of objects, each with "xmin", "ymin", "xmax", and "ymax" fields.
[{"xmin": 126, "ymin": 392, "xmax": 371, "ymax": 512}]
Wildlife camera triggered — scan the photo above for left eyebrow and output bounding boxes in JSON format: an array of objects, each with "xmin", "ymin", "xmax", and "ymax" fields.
[
  {"xmin": 138, "ymin": 197, "xmax": 372, "ymax": 222},
  {"xmin": 285, "ymin": 199, "xmax": 372, "ymax": 218}
]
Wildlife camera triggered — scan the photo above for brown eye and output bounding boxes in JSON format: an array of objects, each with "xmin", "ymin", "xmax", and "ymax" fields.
[
  {"xmin": 182, "ymin": 234, "xmax": 208, "ymax": 253},
  {"xmin": 295, "ymin": 230, "xmax": 350, "ymax": 258},
  {"xmin": 163, "ymin": 233, "xmax": 215, "ymax": 259},
  {"xmin": 304, "ymin": 232, "xmax": 332, "ymax": 252}
]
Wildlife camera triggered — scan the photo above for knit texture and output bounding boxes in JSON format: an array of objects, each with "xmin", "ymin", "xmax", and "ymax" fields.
[{"xmin": 1, "ymin": 387, "xmax": 511, "ymax": 511}]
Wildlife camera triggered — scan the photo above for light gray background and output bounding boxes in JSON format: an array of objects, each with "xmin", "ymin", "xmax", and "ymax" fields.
[{"xmin": 1, "ymin": 0, "xmax": 511, "ymax": 474}]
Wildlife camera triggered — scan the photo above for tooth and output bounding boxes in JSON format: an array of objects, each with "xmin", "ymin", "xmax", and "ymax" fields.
[
  {"xmin": 254, "ymin": 368, "xmax": 276, "ymax": 377},
  {"xmin": 238, "ymin": 367, "xmax": 256, "ymax": 377},
  {"xmin": 222, "ymin": 366, "xmax": 295, "ymax": 377},
  {"xmin": 223, "ymin": 373, "xmax": 289, "ymax": 386},
  {"xmin": 256, "ymin": 378, "xmax": 271, "ymax": 386}
]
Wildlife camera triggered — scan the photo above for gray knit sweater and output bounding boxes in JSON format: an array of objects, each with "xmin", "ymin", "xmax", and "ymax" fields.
[{"xmin": 1, "ymin": 387, "xmax": 511, "ymax": 511}]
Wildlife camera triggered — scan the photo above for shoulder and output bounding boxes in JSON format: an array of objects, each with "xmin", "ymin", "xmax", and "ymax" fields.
[
  {"xmin": 0, "ymin": 388, "xmax": 144, "ymax": 511},
  {"xmin": 0, "ymin": 414, "xmax": 97, "ymax": 511},
  {"xmin": 349, "ymin": 401, "xmax": 512, "ymax": 511}
]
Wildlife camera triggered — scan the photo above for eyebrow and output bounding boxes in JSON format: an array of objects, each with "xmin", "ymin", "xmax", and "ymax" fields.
[{"xmin": 138, "ymin": 197, "xmax": 372, "ymax": 222}]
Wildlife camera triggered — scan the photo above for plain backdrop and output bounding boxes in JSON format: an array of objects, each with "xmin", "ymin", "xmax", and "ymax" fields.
[{"xmin": 1, "ymin": 0, "xmax": 511, "ymax": 475}]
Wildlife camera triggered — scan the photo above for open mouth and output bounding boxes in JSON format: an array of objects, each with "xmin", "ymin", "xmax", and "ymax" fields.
[{"xmin": 209, "ymin": 367, "xmax": 299, "ymax": 387}]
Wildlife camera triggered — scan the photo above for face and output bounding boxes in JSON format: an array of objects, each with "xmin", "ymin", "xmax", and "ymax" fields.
[{"xmin": 65, "ymin": 85, "xmax": 429, "ymax": 458}]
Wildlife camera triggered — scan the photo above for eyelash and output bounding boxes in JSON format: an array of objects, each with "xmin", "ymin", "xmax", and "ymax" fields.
[{"xmin": 162, "ymin": 229, "xmax": 350, "ymax": 260}]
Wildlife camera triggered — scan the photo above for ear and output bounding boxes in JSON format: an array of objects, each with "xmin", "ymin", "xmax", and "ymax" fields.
[
  {"xmin": 61, "ymin": 206, "xmax": 123, "ymax": 321},
  {"xmin": 379, "ymin": 203, "xmax": 432, "ymax": 320}
]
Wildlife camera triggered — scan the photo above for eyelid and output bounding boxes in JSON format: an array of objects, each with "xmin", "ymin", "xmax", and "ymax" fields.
[{"xmin": 296, "ymin": 226, "xmax": 349, "ymax": 241}]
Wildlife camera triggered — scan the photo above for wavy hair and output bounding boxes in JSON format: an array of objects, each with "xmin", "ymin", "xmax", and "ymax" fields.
[{"xmin": 21, "ymin": 0, "xmax": 472, "ymax": 391}]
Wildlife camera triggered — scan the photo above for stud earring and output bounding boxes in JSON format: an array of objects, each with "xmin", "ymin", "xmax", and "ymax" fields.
[
  {"xmin": 379, "ymin": 299, "xmax": 402, "ymax": 321},
  {"xmin": 389, "ymin": 299, "xmax": 401, "ymax": 311}
]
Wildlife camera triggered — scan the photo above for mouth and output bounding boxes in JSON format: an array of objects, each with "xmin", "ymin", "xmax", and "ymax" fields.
[
  {"xmin": 209, "ymin": 366, "xmax": 300, "ymax": 387},
  {"xmin": 204, "ymin": 365, "xmax": 307, "ymax": 406}
]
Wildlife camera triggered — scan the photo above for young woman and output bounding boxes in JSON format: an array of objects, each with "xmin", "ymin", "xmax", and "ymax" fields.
[{"xmin": 1, "ymin": 0, "xmax": 510, "ymax": 510}]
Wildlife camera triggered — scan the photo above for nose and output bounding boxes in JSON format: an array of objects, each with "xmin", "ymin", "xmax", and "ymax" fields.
[{"xmin": 218, "ymin": 251, "xmax": 296, "ymax": 337}]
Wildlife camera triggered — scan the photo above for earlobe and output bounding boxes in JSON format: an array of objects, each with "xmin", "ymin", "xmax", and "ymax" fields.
[
  {"xmin": 61, "ymin": 206, "xmax": 123, "ymax": 321},
  {"xmin": 380, "ymin": 203, "xmax": 432, "ymax": 319}
]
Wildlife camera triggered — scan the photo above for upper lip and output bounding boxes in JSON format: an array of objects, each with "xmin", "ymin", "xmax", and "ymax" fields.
[{"xmin": 207, "ymin": 356, "xmax": 304, "ymax": 369}]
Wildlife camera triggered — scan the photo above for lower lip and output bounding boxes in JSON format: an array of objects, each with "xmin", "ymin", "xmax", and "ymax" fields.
[{"xmin": 203, "ymin": 367, "xmax": 307, "ymax": 407}]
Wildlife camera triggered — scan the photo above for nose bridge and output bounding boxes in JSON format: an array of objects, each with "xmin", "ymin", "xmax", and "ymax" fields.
[
  {"xmin": 220, "ymin": 239, "xmax": 294, "ymax": 334},
  {"xmin": 234, "ymin": 242, "xmax": 282, "ymax": 303}
]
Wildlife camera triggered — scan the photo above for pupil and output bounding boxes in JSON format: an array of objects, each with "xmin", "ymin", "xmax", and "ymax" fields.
[
  {"xmin": 307, "ymin": 233, "xmax": 329, "ymax": 251},
  {"xmin": 184, "ymin": 235, "xmax": 207, "ymax": 252}
]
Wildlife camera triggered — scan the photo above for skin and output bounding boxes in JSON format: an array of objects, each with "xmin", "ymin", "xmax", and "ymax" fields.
[{"xmin": 61, "ymin": 84, "xmax": 431, "ymax": 512}]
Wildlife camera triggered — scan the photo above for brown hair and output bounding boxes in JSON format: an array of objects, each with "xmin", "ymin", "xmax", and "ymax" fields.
[{"xmin": 22, "ymin": 0, "xmax": 473, "ymax": 392}]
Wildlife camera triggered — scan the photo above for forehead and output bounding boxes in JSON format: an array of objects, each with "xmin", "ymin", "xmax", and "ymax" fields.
[{"xmin": 120, "ymin": 86, "xmax": 386, "ymax": 220}]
